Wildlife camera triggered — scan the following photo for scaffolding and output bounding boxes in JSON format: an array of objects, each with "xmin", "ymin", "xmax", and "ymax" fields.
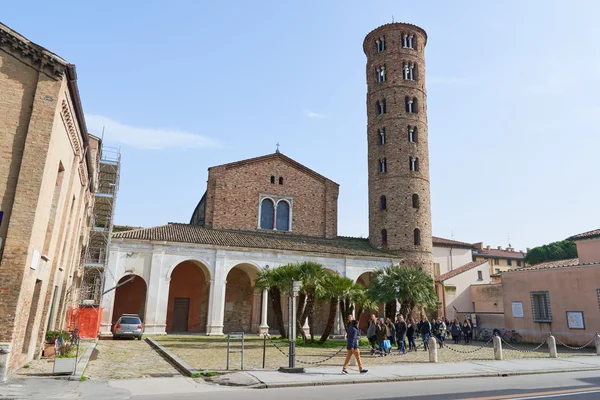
[{"xmin": 80, "ymin": 144, "xmax": 121, "ymax": 308}]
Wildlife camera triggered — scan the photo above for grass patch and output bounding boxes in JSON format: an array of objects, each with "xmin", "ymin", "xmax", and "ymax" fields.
[
  {"xmin": 79, "ymin": 376, "xmax": 88, "ymax": 382},
  {"xmin": 23, "ymin": 365, "xmax": 30, "ymax": 369},
  {"xmin": 201, "ymin": 371, "xmax": 218, "ymax": 377}
]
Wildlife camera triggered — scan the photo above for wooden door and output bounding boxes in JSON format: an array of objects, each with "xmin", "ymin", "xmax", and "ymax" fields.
[{"xmin": 172, "ymin": 298, "xmax": 190, "ymax": 332}]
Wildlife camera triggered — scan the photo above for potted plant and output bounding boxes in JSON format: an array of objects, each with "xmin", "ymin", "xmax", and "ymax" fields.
[{"xmin": 51, "ymin": 331, "xmax": 77, "ymax": 375}]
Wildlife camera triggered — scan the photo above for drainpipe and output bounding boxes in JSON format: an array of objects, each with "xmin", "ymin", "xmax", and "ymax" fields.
[{"xmin": 450, "ymin": 247, "xmax": 453, "ymax": 271}]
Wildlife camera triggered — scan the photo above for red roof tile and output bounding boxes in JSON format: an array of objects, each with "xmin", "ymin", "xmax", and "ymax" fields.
[
  {"xmin": 473, "ymin": 248, "xmax": 526, "ymax": 260},
  {"xmin": 112, "ymin": 223, "xmax": 395, "ymax": 258},
  {"xmin": 568, "ymin": 228, "xmax": 600, "ymax": 241},
  {"xmin": 503, "ymin": 258, "xmax": 596, "ymax": 273},
  {"xmin": 435, "ymin": 260, "xmax": 488, "ymax": 282},
  {"xmin": 432, "ymin": 236, "xmax": 474, "ymax": 249}
]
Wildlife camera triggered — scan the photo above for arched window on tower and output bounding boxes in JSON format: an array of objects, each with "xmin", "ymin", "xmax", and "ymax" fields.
[
  {"xmin": 276, "ymin": 200, "xmax": 290, "ymax": 231},
  {"xmin": 270, "ymin": 176, "xmax": 275, "ymax": 184},
  {"xmin": 376, "ymin": 37, "xmax": 386, "ymax": 52},
  {"xmin": 260, "ymin": 198, "xmax": 275, "ymax": 229},
  {"xmin": 376, "ymin": 65, "xmax": 386, "ymax": 83},
  {"xmin": 381, "ymin": 229, "xmax": 388, "ymax": 246},
  {"xmin": 412, "ymin": 194, "xmax": 420, "ymax": 209},
  {"xmin": 408, "ymin": 35, "xmax": 415, "ymax": 49},
  {"xmin": 408, "ymin": 126, "xmax": 418, "ymax": 143},
  {"xmin": 379, "ymin": 158, "xmax": 387, "ymax": 173},
  {"xmin": 376, "ymin": 101, "xmax": 382, "ymax": 115},
  {"xmin": 409, "ymin": 157, "xmax": 419, "ymax": 172},
  {"xmin": 403, "ymin": 63, "xmax": 415, "ymax": 81},
  {"xmin": 380, "ymin": 195, "xmax": 387, "ymax": 211},
  {"xmin": 378, "ymin": 128, "xmax": 386, "ymax": 145},
  {"xmin": 382, "ymin": 98, "xmax": 387, "ymax": 113},
  {"xmin": 279, "ymin": 177, "xmax": 283, "ymax": 185},
  {"xmin": 414, "ymin": 228, "xmax": 421, "ymax": 246},
  {"xmin": 405, "ymin": 97, "xmax": 413, "ymax": 113}
]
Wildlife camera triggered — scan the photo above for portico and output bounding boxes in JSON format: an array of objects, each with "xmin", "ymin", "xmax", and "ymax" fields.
[{"xmin": 100, "ymin": 223, "xmax": 401, "ymax": 336}]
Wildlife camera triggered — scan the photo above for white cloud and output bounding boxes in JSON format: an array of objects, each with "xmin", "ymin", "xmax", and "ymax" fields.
[
  {"xmin": 427, "ymin": 76, "xmax": 475, "ymax": 86},
  {"xmin": 86, "ymin": 114, "xmax": 218, "ymax": 150},
  {"xmin": 304, "ymin": 110, "xmax": 325, "ymax": 119}
]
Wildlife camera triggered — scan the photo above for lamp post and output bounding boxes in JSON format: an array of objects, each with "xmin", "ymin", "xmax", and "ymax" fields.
[{"xmin": 279, "ymin": 280, "xmax": 304, "ymax": 373}]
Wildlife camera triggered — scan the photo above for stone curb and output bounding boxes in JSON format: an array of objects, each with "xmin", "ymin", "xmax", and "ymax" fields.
[
  {"xmin": 240, "ymin": 366, "xmax": 600, "ymax": 389},
  {"xmin": 68, "ymin": 338, "xmax": 98, "ymax": 381},
  {"xmin": 146, "ymin": 337, "xmax": 199, "ymax": 377}
]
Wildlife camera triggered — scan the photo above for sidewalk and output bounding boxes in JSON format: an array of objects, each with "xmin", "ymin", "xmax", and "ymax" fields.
[{"xmin": 213, "ymin": 356, "xmax": 600, "ymax": 388}]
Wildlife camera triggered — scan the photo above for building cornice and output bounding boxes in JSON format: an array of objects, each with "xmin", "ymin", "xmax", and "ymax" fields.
[{"xmin": 0, "ymin": 23, "xmax": 67, "ymax": 80}]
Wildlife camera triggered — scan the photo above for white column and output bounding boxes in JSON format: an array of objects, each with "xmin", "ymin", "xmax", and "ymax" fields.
[
  {"xmin": 99, "ymin": 250, "xmax": 120, "ymax": 335},
  {"xmin": 207, "ymin": 251, "xmax": 226, "ymax": 335},
  {"xmin": 302, "ymin": 318, "xmax": 310, "ymax": 335},
  {"xmin": 144, "ymin": 251, "xmax": 168, "ymax": 334},
  {"xmin": 259, "ymin": 289, "xmax": 269, "ymax": 334}
]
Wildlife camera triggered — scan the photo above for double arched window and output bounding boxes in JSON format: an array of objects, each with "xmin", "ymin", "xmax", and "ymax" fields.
[{"xmin": 259, "ymin": 198, "xmax": 291, "ymax": 231}]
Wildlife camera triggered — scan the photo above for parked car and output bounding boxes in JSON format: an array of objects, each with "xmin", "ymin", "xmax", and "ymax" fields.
[{"xmin": 113, "ymin": 314, "xmax": 143, "ymax": 340}]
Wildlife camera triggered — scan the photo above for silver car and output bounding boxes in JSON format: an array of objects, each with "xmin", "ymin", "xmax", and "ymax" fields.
[{"xmin": 113, "ymin": 314, "xmax": 143, "ymax": 340}]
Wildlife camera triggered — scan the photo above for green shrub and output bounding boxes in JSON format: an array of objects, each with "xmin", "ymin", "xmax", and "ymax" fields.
[{"xmin": 45, "ymin": 330, "xmax": 70, "ymax": 344}]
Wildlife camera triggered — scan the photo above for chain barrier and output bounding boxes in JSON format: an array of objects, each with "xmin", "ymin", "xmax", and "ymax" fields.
[
  {"xmin": 442, "ymin": 336, "xmax": 493, "ymax": 354},
  {"xmin": 500, "ymin": 335, "xmax": 547, "ymax": 352},
  {"xmin": 554, "ymin": 334, "xmax": 598, "ymax": 351},
  {"xmin": 264, "ymin": 334, "xmax": 347, "ymax": 365}
]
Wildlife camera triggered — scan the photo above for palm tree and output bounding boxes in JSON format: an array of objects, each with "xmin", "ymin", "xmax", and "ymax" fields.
[
  {"xmin": 368, "ymin": 265, "xmax": 437, "ymax": 318},
  {"xmin": 254, "ymin": 268, "xmax": 287, "ymax": 338},
  {"xmin": 317, "ymin": 274, "xmax": 363, "ymax": 343},
  {"xmin": 295, "ymin": 262, "xmax": 326, "ymax": 343}
]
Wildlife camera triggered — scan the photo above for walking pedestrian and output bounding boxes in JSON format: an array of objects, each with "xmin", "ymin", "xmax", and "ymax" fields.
[
  {"xmin": 407, "ymin": 318, "xmax": 417, "ymax": 351},
  {"xmin": 395, "ymin": 315, "xmax": 407, "ymax": 354},
  {"xmin": 434, "ymin": 317, "xmax": 446, "ymax": 348},
  {"xmin": 420, "ymin": 316, "xmax": 432, "ymax": 351},
  {"xmin": 342, "ymin": 320, "xmax": 368, "ymax": 375}
]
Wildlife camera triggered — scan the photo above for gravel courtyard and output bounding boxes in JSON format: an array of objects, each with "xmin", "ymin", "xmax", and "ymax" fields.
[{"xmin": 153, "ymin": 335, "xmax": 597, "ymax": 372}]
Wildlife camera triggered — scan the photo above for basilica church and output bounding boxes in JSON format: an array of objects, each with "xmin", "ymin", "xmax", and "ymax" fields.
[{"xmin": 100, "ymin": 22, "xmax": 436, "ymax": 336}]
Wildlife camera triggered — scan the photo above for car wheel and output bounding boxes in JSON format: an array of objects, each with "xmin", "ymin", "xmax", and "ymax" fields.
[{"xmin": 137, "ymin": 336, "xmax": 142, "ymax": 340}]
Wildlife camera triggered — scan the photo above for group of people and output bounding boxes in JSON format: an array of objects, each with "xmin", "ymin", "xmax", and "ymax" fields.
[{"xmin": 342, "ymin": 313, "xmax": 476, "ymax": 374}]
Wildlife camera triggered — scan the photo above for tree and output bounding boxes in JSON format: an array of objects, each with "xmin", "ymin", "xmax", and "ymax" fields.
[
  {"xmin": 317, "ymin": 274, "xmax": 363, "ymax": 343},
  {"xmin": 254, "ymin": 268, "xmax": 287, "ymax": 338},
  {"xmin": 295, "ymin": 262, "xmax": 326, "ymax": 343},
  {"xmin": 369, "ymin": 265, "xmax": 437, "ymax": 318},
  {"xmin": 525, "ymin": 240, "xmax": 577, "ymax": 265}
]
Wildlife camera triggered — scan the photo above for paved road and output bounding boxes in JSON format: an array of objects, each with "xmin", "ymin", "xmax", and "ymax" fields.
[{"xmin": 132, "ymin": 371, "xmax": 600, "ymax": 400}]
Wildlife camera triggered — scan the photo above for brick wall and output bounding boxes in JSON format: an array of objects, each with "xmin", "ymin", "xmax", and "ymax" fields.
[
  {"xmin": 0, "ymin": 41, "xmax": 95, "ymax": 378},
  {"xmin": 364, "ymin": 23, "xmax": 433, "ymax": 272},
  {"xmin": 165, "ymin": 262, "xmax": 209, "ymax": 332},
  {"xmin": 204, "ymin": 154, "xmax": 339, "ymax": 238},
  {"xmin": 224, "ymin": 268, "xmax": 254, "ymax": 333}
]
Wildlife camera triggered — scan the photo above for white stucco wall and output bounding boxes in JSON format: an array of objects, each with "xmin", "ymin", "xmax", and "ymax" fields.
[
  {"xmin": 433, "ymin": 246, "xmax": 473, "ymax": 275},
  {"xmin": 443, "ymin": 261, "xmax": 490, "ymax": 321},
  {"xmin": 100, "ymin": 239, "xmax": 400, "ymax": 335}
]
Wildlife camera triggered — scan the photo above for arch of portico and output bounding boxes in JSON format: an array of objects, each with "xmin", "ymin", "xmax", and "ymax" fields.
[
  {"xmin": 223, "ymin": 262, "xmax": 262, "ymax": 333},
  {"xmin": 112, "ymin": 274, "xmax": 147, "ymax": 325},
  {"xmin": 166, "ymin": 260, "xmax": 211, "ymax": 333}
]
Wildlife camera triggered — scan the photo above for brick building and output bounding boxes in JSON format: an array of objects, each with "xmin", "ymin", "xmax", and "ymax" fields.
[
  {"xmin": 99, "ymin": 22, "xmax": 435, "ymax": 338},
  {"xmin": 0, "ymin": 22, "xmax": 98, "ymax": 380}
]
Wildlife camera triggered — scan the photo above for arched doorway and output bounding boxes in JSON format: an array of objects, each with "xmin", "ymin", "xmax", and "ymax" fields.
[
  {"xmin": 224, "ymin": 263, "xmax": 260, "ymax": 333},
  {"xmin": 166, "ymin": 261, "xmax": 210, "ymax": 333},
  {"xmin": 112, "ymin": 275, "xmax": 147, "ymax": 324}
]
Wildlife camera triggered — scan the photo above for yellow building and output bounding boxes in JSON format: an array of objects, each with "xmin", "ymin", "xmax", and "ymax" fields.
[{"xmin": 473, "ymin": 243, "xmax": 526, "ymax": 275}]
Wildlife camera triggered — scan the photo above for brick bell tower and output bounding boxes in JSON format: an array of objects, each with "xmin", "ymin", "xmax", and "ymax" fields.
[{"xmin": 364, "ymin": 23, "xmax": 433, "ymax": 272}]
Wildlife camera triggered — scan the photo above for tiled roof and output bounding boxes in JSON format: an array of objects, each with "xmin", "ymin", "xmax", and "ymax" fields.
[
  {"xmin": 432, "ymin": 236, "xmax": 474, "ymax": 249},
  {"xmin": 473, "ymin": 248, "xmax": 526, "ymax": 260},
  {"xmin": 435, "ymin": 260, "xmax": 488, "ymax": 282},
  {"xmin": 568, "ymin": 228, "xmax": 600, "ymax": 241},
  {"xmin": 112, "ymin": 223, "xmax": 396, "ymax": 258},
  {"xmin": 503, "ymin": 258, "xmax": 597, "ymax": 273}
]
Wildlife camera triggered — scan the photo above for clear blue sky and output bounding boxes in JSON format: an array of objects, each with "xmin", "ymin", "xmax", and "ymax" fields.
[{"xmin": 4, "ymin": 1, "xmax": 599, "ymax": 250}]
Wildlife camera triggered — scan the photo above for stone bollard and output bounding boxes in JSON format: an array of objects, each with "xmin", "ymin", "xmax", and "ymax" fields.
[
  {"xmin": 595, "ymin": 334, "xmax": 600, "ymax": 356},
  {"xmin": 429, "ymin": 336, "xmax": 438, "ymax": 363},
  {"xmin": 493, "ymin": 335, "xmax": 503, "ymax": 360},
  {"xmin": 547, "ymin": 335, "xmax": 558, "ymax": 358}
]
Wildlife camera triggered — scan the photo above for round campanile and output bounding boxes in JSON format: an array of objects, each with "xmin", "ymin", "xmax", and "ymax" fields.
[{"xmin": 364, "ymin": 23, "xmax": 433, "ymax": 272}]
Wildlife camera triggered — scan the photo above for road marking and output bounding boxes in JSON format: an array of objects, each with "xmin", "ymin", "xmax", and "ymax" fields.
[{"xmin": 467, "ymin": 387, "xmax": 600, "ymax": 400}]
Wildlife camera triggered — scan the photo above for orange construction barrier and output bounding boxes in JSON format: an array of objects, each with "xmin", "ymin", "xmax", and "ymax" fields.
[{"xmin": 67, "ymin": 307, "xmax": 103, "ymax": 338}]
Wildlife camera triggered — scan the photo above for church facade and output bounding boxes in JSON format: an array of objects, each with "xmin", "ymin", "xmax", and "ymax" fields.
[{"xmin": 100, "ymin": 22, "xmax": 434, "ymax": 336}]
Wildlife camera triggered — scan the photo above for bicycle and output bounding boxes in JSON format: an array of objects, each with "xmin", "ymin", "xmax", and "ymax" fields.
[
  {"xmin": 476, "ymin": 328, "xmax": 492, "ymax": 342},
  {"xmin": 501, "ymin": 329, "xmax": 522, "ymax": 344}
]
